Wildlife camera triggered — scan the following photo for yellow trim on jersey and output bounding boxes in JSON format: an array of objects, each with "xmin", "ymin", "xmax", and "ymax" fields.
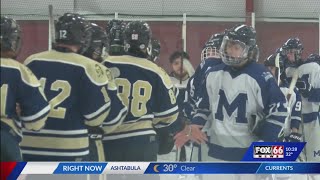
[
  {"xmin": 23, "ymin": 115, "xmax": 48, "ymax": 131},
  {"xmin": 24, "ymin": 50, "xmax": 109, "ymax": 86},
  {"xmin": 153, "ymin": 111, "xmax": 179, "ymax": 126},
  {"xmin": 85, "ymin": 108, "xmax": 110, "ymax": 127},
  {"xmin": 103, "ymin": 120, "xmax": 153, "ymax": 135},
  {"xmin": 1, "ymin": 117, "xmax": 21, "ymax": 137},
  {"xmin": 20, "ymin": 135, "xmax": 89, "ymax": 150},
  {"xmin": 102, "ymin": 106, "xmax": 127, "ymax": 134},
  {"xmin": 1, "ymin": 58, "xmax": 41, "ymax": 87},
  {"xmin": 95, "ymin": 140, "xmax": 106, "ymax": 162},
  {"xmin": 103, "ymin": 55, "xmax": 173, "ymax": 89}
]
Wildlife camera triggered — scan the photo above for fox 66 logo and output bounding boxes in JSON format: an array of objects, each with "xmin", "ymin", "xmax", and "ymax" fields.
[{"xmin": 254, "ymin": 145, "xmax": 284, "ymax": 158}]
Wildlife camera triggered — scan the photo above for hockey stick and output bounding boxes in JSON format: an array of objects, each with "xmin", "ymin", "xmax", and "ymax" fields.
[
  {"xmin": 179, "ymin": 39, "xmax": 184, "ymax": 85},
  {"xmin": 48, "ymin": 4, "xmax": 55, "ymax": 50},
  {"xmin": 287, "ymin": 69, "xmax": 298, "ymax": 101},
  {"xmin": 288, "ymin": 70, "xmax": 308, "ymax": 162},
  {"xmin": 275, "ymin": 53, "xmax": 281, "ymax": 86}
]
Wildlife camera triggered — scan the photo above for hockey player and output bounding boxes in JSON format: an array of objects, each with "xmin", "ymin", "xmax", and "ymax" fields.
[
  {"xmin": 264, "ymin": 53, "xmax": 302, "ymax": 139},
  {"xmin": 169, "ymin": 51, "xmax": 194, "ymax": 111},
  {"xmin": 81, "ymin": 23, "xmax": 109, "ymax": 162},
  {"xmin": 168, "ymin": 51, "xmax": 195, "ymax": 161},
  {"xmin": 175, "ymin": 25, "xmax": 288, "ymax": 166},
  {"xmin": 20, "ymin": 13, "xmax": 127, "ymax": 161},
  {"xmin": 281, "ymin": 38, "xmax": 320, "ymax": 163},
  {"xmin": 148, "ymin": 38, "xmax": 161, "ymax": 62},
  {"xmin": 185, "ymin": 32, "xmax": 224, "ymax": 120},
  {"xmin": 102, "ymin": 21, "xmax": 179, "ymax": 161},
  {"xmin": 262, "ymin": 54, "xmax": 305, "ymax": 180},
  {"xmin": 0, "ymin": 16, "xmax": 50, "ymax": 161},
  {"xmin": 82, "ymin": 23, "xmax": 108, "ymax": 63},
  {"xmin": 106, "ymin": 19, "xmax": 126, "ymax": 56},
  {"xmin": 306, "ymin": 53, "xmax": 320, "ymax": 65}
]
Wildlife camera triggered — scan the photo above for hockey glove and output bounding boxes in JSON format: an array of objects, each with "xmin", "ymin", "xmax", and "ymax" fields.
[
  {"xmin": 155, "ymin": 127, "xmax": 175, "ymax": 155},
  {"xmin": 296, "ymin": 78, "xmax": 312, "ymax": 98},
  {"xmin": 284, "ymin": 132, "xmax": 303, "ymax": 142}
]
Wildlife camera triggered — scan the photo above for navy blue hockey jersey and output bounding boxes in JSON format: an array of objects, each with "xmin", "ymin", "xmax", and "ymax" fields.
[
  {"xmin": 20, "ymin": 50, "xmax": 127, "ymax": 158},
  {"xmin": 185, "ymin": 58, "xmax": 222, "ymax": 119},
  {"xmin": 102, "ymin": 55, "xmax": 179, "ymax": 140},
  {"xmin": 1, "ymin": 58, "xmax": 50, "ymax": 141}
]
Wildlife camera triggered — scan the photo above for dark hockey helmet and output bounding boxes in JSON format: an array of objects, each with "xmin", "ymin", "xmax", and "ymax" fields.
[
  {"xmin": 123, "ymin": 21, "xmax": 152, "ymax": 58},
  {"xmin": 281, "ymin": 38, "xmax": 303, "ymax": 66},
  {"xmin": 106, "ymin": 19, "xmax": 126, "ymax": 55},
  {"xmin": 82, "ymin": 23, "xmax": 107, "ymax": 62},
  {"xmin": 201, "ymin": 32, "xmax": 224, "ymax": 62},
  {"xmin": 148, "ymin": 38, "xmax": 161, "ymax": 62},
  {"xmin": 306, "ymin": 53, "xmax": 320, "ymax": 65},
  {"xmin": 55, "ymin": 13, "xmax": 92, "ymax": 53},
  {"xmin": 0, "ymin": 16, "xmax": 21, "ymax": 53},
  {"xmin": 220, "ymin": 24, "xmax": 259, "ymax": 67},
  {"xmin": 264, "ymin": 53, "xmax": 286, "ymax": 82}
]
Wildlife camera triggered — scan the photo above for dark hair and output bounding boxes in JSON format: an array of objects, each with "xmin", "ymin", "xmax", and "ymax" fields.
[{"xmin": 169, "ymin": 51, "xmax": 190, "ymax": 64}]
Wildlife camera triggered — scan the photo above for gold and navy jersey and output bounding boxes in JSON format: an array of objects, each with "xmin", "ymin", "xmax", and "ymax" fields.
[
  {"xmin": 102, "ymin": 55, "xmax": 179, "ymax": 140},
  {"xmin": 1, "ymin": 58, "xmax": 50, "ymax": 142},
  {"xmin": 20, "ymin": 50, "xmax": 127, "ymax": 158}
]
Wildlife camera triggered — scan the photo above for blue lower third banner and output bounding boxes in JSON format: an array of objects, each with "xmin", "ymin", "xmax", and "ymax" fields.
[
  {"xmin": 145, "ymin": 163, "xmax": 320, "ymax": 174},
  {"xmin": 14, "ymin": 162, "xmax": 320, "ymax": 176}
]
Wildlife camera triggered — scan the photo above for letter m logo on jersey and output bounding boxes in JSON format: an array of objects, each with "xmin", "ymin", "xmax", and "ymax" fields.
[{"xmin": 215, "ymin": 89, "xmax": 248, "ymax": 123}]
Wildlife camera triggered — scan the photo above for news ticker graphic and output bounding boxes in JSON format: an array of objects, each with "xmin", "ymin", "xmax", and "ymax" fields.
[
  {"xmin": 2, "ymin": 162, "xmax": 320, "ymax": 179},
  {"xmin": 241, "ymin": 142, "xmax": 306, "ymax": 161},
  {"xmin": 0, "ymin": 142, "xmax": 308, "ymax": 179}
]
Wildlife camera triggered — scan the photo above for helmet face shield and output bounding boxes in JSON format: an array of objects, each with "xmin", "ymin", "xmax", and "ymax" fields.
[
  {"xmin": 281, "ymin": 38, "xmax": 304, "ymax": 66},
  {"xmin": 282, "ymin": 48, "xmax": 302, "ymax": 66},
  {"xmin": 200, "ymin": 47, "xmax": 220, "ymax": 62},
  {"xmin": 219, "ymin": 36, "xmax": 250, "ymax": 66},
  {"xmin": 1, "ymin": 17, "xmax": 22, "ymax": 54}
]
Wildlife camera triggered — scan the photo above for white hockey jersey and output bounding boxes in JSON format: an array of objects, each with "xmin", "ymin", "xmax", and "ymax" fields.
[
  {"xmin": 286, "ymin": 61, "xmax": 320, "ymax": 123},
  {"xmin": 193, "ymin": 62, "xmax": 288, "ymax": 161}
]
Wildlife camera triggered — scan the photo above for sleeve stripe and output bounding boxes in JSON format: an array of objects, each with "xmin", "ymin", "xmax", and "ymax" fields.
[
  {"xmin": 267, "ymin": 115, "xmax": 286, "ymax": 123},
  {"xmin": 193, "ymin": 113, "xmax": 210, "ymax": 121},
  {"xmin": 20, "ymin": 105, "xmax": 51, "ymax": 121},
  {"xmin": 103, "ymin": 107, "xmax": 128, "ymax": 125},
  {"xmin": 22, "ymin": 129, "xmax": 87, "ymax": 135},
  {"xmin": 154, "ymin": 106, "xmax": 178, "ymax": 117},
  {"xmin": 84, "ymin": 102, "xmax": 111, "ymax": 120},
  {"xmin": 291, "ymin": 117, "xmax": 302, "ymax": 121},
  {"xmin": 22, "ymin": 110, "xmax": 49, "ymax": 123},
  {"xmin": 153, "ymin": 112, "xmax": 179, "ymax": 128},
  {"xmin": 266, "ymin": 120, "xmax": 284, "ymax": 127}
]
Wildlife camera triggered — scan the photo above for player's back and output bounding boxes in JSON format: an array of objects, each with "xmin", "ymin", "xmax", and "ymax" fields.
[
  {"xmin": 286, "ymin": 62, "xmax": 320, "ymax": 123},
  {"xmin": 21, "ymin": 50, "xmax": 111, "ymax": 159},
  {"xmin": 102, "ymin": 55, "xmax": 178, "ymax": 140},
  {"xmin": 1, "ymin": 58, "xmax": 50, "ymax": 141}
]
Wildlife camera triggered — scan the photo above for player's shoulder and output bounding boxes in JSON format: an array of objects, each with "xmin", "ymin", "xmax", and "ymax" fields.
[
  {"xmin": 1, "ymin": 57, "xmax": 21, "ymax": 69},
  {"xmin": 1, "ymin": 58, "xmax": 40, "ymax": 87},
  {"xmin": 299, "ymin": 61, "xmax": 320, "ymax": 74},
  {"xmin": 245, "ymin": 62, "xmax": 273, "ymax": 82},
  {"xmin": 104, "ymin": 55, "xmax": 173, "ymax": 89},
  {"xmin": 25, "ymin": 50, "xmax": 109, "ymax": 85}
]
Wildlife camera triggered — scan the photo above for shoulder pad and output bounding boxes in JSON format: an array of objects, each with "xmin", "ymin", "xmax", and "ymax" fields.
[{"xmin": 1, "ymin": 58, "xmax": 40, "ymax": 87}]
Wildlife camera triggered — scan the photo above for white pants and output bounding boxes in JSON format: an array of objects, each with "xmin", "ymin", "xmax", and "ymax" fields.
[{"xmin": 303, "ymin": 117, "xmax": 320, "ymax": 162}]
